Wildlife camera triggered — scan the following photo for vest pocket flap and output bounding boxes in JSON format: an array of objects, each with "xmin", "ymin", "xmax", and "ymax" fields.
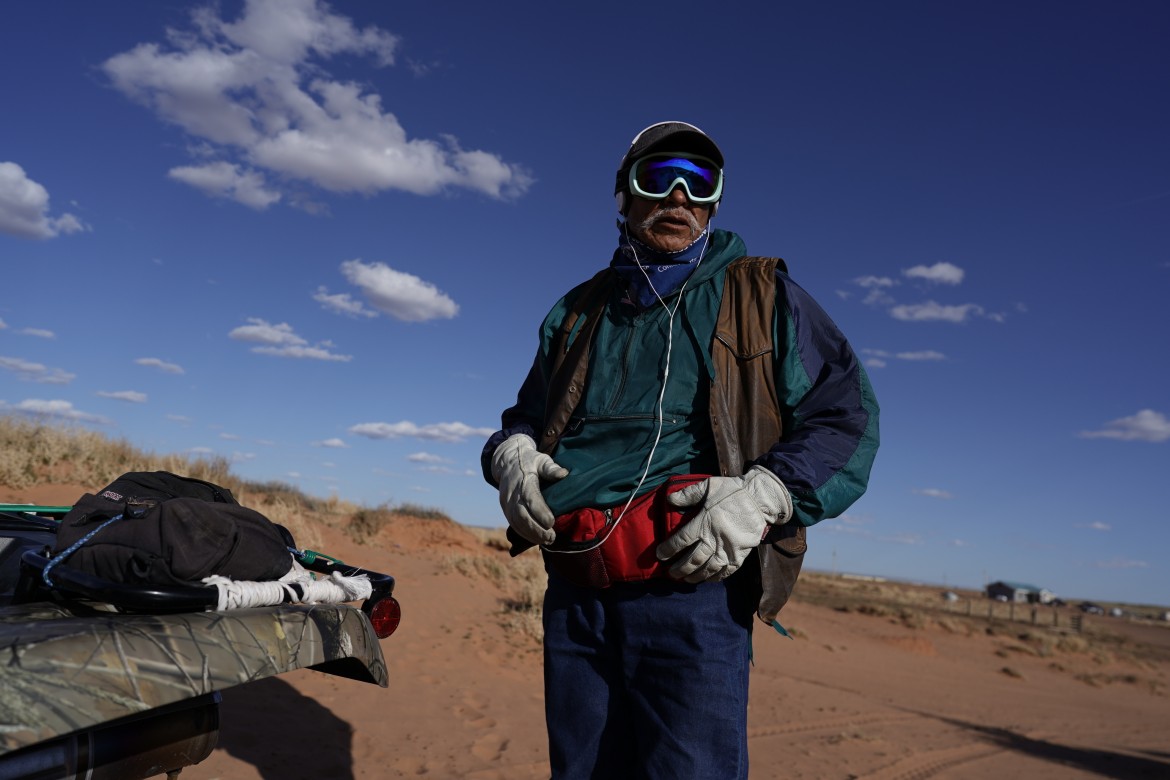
[
  {"xmin": 713, "ymin": 330, "xmax": 772, "ymax": 361},
  {"xmin": 770, "ymin": 523, "xmax": 807, "ymax": 557}
]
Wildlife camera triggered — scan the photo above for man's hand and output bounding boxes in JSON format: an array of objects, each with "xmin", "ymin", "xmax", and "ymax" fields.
[
  {"xmin": 656, "ymin": 466, "xmax": 793, "ymax": 583},
  {"xmin": 490, "ymin": 434, "xmax": 569, "ymax": 546}
]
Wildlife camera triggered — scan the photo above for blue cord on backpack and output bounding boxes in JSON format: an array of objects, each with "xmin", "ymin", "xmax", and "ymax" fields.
[{"xmin": 42, "ymin": 514, "xmax": 124, "ymax": 588}]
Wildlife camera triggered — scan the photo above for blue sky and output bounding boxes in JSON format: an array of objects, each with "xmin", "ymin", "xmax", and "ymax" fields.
[{"xmin": 2, "ymin": 1, "xmax": 1167, "ymax": 605}]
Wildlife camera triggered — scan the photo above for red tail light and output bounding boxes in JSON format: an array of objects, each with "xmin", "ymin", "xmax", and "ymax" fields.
[{"xmin": 368, "ymin": 596, "xmax": 401, "ymax": 638}]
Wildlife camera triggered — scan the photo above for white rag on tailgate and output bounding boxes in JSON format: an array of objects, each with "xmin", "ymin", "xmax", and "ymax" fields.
[{"xmin": 203, "ymin": 557, "xmax": 372, "ymax": 611}]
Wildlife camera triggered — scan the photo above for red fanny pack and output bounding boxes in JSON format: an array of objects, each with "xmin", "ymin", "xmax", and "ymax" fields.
[{"xmin": 542, "ymin": 474, "xmax": 709, "ymax": 589}]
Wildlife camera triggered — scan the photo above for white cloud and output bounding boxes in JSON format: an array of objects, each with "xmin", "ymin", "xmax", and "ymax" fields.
[
  {"xmin": 408, "ymin": 452, "xmax": 451, "ymax": 464},
  {"xmin": 17, "ymin": 328, "xmax": 55, "ymax": 339},
  {"xmin": 220, "ymin": 432, "xmax": 241, "ymax": 440},
  {"xmin": 854, "ymin": 275, "xmax": 896, "ymax": 288},
  {"xmin": 0, "ymin": 356, "xmax": 75, "ymax": 384},
  {"xmin": 0, "ymin": 162, "xmax": 89, "ymax": 239},
  {"xmin": 1076, "ymin": 521, "xmax": 1112, "ymax": 531},
  {"xmin": 229, "ymin": 318, "xmax": 304, "ymax": 346},
  {"xmin": 169, "ymin": 162, "xmax": 281, "ymax": 209},
  {"xmin": 853, "ymin": 275, "xmax": 897, "ymax": 307},
  {"xmin": 854, "ymin": 268, "xmax": 1003, "ymax": 323},
  {"xmin": 97, "ymin": 390, "xmax": 148, "ymax": 403},
  {"xmin": 228, "ymin": 317, "xmax": 352, "ymax": 361},
  {"xmin": 349, "ymin": 420, "xmax": 495, "ymax": 443},
  {"xmin": 862, "ymin": 348, "xmax": 945, "ymax": 366},
  {"xmin": 904, "ymin": 262, "xmax": 964, "ymax": 285},
  {"xmin": 889, "ymin": 301, "xmax": 984, "ymax": 323},
  {"xmin": 1092, "ymin": 557, "xmax": 1149, "ymax": 570},
  {"xmin": 1, "ymin": 398, "xmax": 108, "ymax": 424},
  {"xmin": 863, "ymin": 289, "xmax": 896, "ymax": 307},
  {"xmin": 340, "ymin": 259, "xmax": 458, "ymax": 322},
  {"xmin": 136, "ymin": 357, "xmax": 186, "ymax": 375},
  {"xmin": 0, "ymin": 319, "xmax": 6, "ymax": 329},
  {"xmin": 253, "ymin": 343, "xmax": 352, "ymax": 361},
  {"xmin": 314, "ymin": 286, "xmax": 377, "ymax": 318},
  {"xmin": 912, "ymin": 488, "xmax": 953, "ymax": 499},
  {"xmin": 1079, "ymin": 409, "xmax": 1170, "ymax": 443},
  {"xmin": 418, "ymin": 464, "xmax": 459, "ymax": 474},
  {"xmin": 102, "ymin": 0, "xmax": 532, "ymax": 207},
  {"xmin": 896, "ymin": 350, "xmax": 946, "ymax": 361},
  {"xmin": 314, "ymin": 437, "xmax": 349, "ymax": 448}
]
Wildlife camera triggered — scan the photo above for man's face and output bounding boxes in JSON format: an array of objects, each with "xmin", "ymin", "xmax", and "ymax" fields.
[{"xmin": 626, "ymin": 185, "xmax": 712, "ymax": 253}]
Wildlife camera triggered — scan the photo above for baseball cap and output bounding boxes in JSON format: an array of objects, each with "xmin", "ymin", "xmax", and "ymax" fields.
[{"xmin": 618, "ymin": 121, "xmax": 723, "ymax": 177}]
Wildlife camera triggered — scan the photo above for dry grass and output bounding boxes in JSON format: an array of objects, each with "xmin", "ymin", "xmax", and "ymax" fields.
[
  {"xmin": 345, "ymin": 503, "xmax": 455, "ymax": 546},
  {"xmin": 796, "ymin": 570, "xmax": 1170, "ymax": 690},
  {"xmin": 441, "ymin": 526, "xmax": 547, "ymax": 641},
  {"xmin": 0, "ymin": 415, "xmax": 354, "ymax": 551},
  {"xmin": 0, "ymin": 416, "xmax": 234, "ymax": 490}
]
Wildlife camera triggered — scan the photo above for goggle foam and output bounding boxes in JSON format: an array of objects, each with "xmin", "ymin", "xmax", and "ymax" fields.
[{"xmin": 628, "ymin": 154, "xmax": 723, "ymax": 204}]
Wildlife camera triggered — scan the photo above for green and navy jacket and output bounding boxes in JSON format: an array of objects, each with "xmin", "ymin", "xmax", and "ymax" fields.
[{"xmin": 482, "ymin": 228, "xmax": 879, "ymax": 532}]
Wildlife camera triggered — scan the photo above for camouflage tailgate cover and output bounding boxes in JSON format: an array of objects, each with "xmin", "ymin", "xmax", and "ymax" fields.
[{"xmin": 0, "ymin": 602, "xmax": 387, "ymax": 754}]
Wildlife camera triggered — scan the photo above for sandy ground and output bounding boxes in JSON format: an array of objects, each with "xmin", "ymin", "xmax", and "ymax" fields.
[{"xmin": 5, "ymin": 485, "xmax": 1169, "ymax": 779}]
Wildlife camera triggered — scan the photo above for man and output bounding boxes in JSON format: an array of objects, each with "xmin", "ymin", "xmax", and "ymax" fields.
[{"xmin": 482, "ymin": 121, "xmax": 879, "ymax": 779}]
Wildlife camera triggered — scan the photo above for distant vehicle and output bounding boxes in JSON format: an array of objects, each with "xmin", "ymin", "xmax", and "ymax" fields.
[
  {"xmin": 0, "ymin": 503, "xmax": 400, "ymax": 779},
  {"xmin": 941, "ymin": 590, "xmax": 959, "ymax": 602},
  {"xmin": 994, "ymin": 594, "xmax": 1009, "ymax": 602},
  {"xmin": 1078, "ymin": 601, "xmax": 1105, "ymax": 615}
]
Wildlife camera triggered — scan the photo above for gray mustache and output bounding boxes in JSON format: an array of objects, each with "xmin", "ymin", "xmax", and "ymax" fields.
[{"xmin": 635, "ymin": 207, "xmax": 701, "ymax": 235}]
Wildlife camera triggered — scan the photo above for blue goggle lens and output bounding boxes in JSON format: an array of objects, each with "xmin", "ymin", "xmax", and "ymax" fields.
[{"xmin": 630, "ymin": 155, "xmax": 722, "ymax": 203}]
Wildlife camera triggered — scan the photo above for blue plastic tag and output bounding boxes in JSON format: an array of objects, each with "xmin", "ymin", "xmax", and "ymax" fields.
[{"xmin": 771, "ymin": 619, "xmax": 793, "ymax": 639}]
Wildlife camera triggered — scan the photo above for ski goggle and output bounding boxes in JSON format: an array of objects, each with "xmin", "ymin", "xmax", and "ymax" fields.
[{"xmin": 628, "ymin": 153, "xmax": 723, "ymax": 204}]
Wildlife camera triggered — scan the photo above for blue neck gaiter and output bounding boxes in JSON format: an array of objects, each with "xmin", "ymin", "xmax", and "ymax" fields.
[{"xmin": 610, "ymin": 226, "xmax": 710, "ymax": 310}]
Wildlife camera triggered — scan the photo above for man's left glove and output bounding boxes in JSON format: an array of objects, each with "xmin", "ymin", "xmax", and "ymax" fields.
[
  {"xmin": 656, "ymin": 466, "xmax": 793, "ymax": 584},
  {"xmin": 490, "ymin": 434, "xmax": 569, "ymax": 546}
]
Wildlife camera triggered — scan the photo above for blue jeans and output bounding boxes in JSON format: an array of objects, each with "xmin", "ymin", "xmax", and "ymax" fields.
[{"xmin": 542, "ymin": 569, "xmax": 754, "ymax": 780}]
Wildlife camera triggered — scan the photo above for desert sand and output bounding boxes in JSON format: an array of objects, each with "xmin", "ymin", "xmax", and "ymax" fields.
[{"xmin": 5, "ymin": 484, "xmax": 1169, "ymax": 779}]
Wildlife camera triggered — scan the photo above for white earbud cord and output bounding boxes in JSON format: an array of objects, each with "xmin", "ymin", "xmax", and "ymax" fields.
[{"xmin": 544, "ymin": 223, "xmax": 712, "ymax": 555}]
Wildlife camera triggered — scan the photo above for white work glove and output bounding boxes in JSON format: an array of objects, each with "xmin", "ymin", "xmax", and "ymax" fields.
[
  {"xmin": 656, "ymin": 466, "xmax": 793, "ymax": 584},
  {"xmin": 490, "ymin": 434, "xmax": 569, "ymax": 546}
]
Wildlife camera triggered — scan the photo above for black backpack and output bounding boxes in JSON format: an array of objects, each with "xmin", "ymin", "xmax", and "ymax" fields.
[{"xmin": 51, "ymin": 471, "xmax": 293, "ymax": 587}]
